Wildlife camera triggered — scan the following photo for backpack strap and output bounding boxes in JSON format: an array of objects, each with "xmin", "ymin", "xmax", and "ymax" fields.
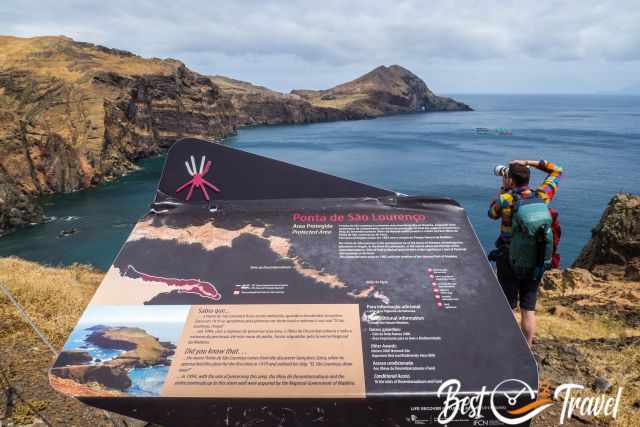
[{"xmin": 511, "ymin": 187, "xmax": 536, "ymax": 211}]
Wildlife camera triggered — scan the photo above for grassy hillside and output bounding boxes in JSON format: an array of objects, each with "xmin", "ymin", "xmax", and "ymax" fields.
[{"xmin": 0, "ymin": 257, "xmax": 114, "ymax": 426}]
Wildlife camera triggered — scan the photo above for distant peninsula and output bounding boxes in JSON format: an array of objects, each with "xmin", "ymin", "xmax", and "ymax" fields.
[{"xmin": 0, "ymin": 35, "xmax": 471, "ymax": 235}]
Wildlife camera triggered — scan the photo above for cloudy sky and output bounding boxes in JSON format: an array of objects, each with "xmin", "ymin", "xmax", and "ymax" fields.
[{"xmin": 2, "ymin": 0, "xmax": 639, "ymax": 94}]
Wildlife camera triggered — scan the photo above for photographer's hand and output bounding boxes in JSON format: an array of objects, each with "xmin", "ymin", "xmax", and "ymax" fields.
[
  {"xmin": 511, "ymin": 160, "xmax": 538, "ymax": 167},
  {"xmin": 500, "ymin": 176, "xmax": 509, "ymax": 193}
]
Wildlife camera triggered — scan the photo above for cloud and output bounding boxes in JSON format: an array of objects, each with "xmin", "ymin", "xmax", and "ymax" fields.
[{"xmin": 1, "ymin": 0, "xmax": 639, "ymax": 92}]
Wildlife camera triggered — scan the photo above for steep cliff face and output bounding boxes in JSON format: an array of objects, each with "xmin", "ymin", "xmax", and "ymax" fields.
[
  {"xmin": 573, "ymin": 193, "xmax": 640, "ymax": 280},
  {"xmin": 211, "ymin": 75, "xmax": 349, "ymax": 125},
  {"xmin": 0, "ymin": 36, "xmax": 236, "ymax": 234}
]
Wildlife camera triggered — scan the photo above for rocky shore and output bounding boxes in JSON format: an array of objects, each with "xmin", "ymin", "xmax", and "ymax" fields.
[
  {"xmin": 573, "ymin": 193, "xmax": 640, "ymax": 281},
  {"xmin": 0, "ymin": 35, "xmax": 471, "ymax": 236},
  {"xmin": 50, "ymin": 326, "xmax": 176, "ymax": 393}
]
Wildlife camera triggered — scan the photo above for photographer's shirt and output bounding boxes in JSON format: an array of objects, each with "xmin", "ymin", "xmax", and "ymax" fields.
[{"xmin": 488, "ymin": 160, "xmax": 563, "ymax": 244}]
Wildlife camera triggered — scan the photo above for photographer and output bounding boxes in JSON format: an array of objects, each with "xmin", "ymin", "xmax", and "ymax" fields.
[{"xmin": 488, "ymin": 159, "xmax": 563, "ymax": 347}]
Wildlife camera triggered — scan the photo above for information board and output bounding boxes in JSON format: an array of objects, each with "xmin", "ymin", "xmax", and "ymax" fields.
[{"xmin": 50, "ymin": 139, "xmax": 538, "ymax": 426}]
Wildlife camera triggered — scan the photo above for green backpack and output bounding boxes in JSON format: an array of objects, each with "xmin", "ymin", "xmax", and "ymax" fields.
[{"xmin": 509, "ymin": 190, "xmax": 553, "ymax": 281}]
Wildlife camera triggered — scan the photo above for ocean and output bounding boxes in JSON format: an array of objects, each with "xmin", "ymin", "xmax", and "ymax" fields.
[{"xmin": 0, "ymin": 94, "xmax": 638, "ymax": 270}]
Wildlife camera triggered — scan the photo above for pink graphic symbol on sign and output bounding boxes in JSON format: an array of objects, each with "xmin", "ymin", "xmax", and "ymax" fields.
[{"xmin": 175, "ymin": 155, "xmax": 221, "ymax": 201}]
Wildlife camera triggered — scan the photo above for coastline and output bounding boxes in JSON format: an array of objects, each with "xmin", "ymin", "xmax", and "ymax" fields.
[
  {"xmin": 3, "ymin": 92, "xmax": 640, "ymax": 270},
  {"xmin": 0, "ymin": 36, "xmax": 471, "ymax": 236}
]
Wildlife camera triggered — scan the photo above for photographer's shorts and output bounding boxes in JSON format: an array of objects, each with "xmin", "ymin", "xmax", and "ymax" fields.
[{"xmin": 495, "ymin": 255, "xmax": 539, "ymax": 311}]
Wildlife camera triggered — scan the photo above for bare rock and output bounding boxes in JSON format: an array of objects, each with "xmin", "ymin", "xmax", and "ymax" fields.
[
  {"xmin": 624, "ymin": 257, "xmax": 640, "ymax": 281},
  {"xmin": 564, "ymin": 268, "xmax": 595, "ymax": 288},
  {"xmin": 0, "ymin": 35, "xmax": 236, "ymax": 236},
  {"xmin": 592, "ymin": 376, "xmax": 612, "ymax": 392},
  {"xmin": 0, "ymin": 171, "xmax": 43, "ymax": 235},
  {"xmin": 574, "ymin": 193, "xmax": 640, "ymax": 281},
  {"xmin": 547, "ymin": 304, "xmax": 579, "ymax": 320},
  {"xmin": 542, "ymin": 269, "xmax": 563, "ymax": 290},
  {"xmin": 53, "ymin": 350, "xmax": 92, "ymax": 367},
  {"xmin": 50, "ymin": 364, "xmax": 132, "ymax": 391},
  {"xmin": 542, "ymin": 268, "xmax": 595, "ymax": 292}
]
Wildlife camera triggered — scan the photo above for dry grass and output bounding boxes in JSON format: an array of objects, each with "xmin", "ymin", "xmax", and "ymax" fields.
[
  {"xmin": 528, "ymin": 281, "xmax": 640, "ymax": 426},
  {"xmin": 0, "ymin": 257, "xmax": 109, "ymax": 426},
  {"xmin": 307, "ymin": 94, "xmax": 368, "ymax": 109},
  {"xmin": 0, "ymin": 35, "xmax": 176, "ymax": 82},
  {"xmin": 583, "ymin": 345, "xmax": 640, "ymax": 427},
  {"xmin": 535, "ymin": 306, "xmax": 639, "ymax": 342},
  {"xmin": 534, "ymin": 279, "xmax": 640, "ymax": 342},
  {"xmin": 0, "ymin": 256, "xmax": 102, "ymax": 348},
  {"xmin": 210, "ymin": 75, "xmax": 278, "ymax": 96}
]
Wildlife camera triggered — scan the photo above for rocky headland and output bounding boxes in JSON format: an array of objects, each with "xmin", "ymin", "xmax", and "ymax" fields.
[
  {"xmin": 211, "ymin": 65, "xmax": 471, "ymax": 126},
  {"xmin": 0, "ymin": 35, "xmax": 471, "ymax": 236},
  {"xmin": 50, "ymin": 326, "xmax": 175, "ymax": 393}
]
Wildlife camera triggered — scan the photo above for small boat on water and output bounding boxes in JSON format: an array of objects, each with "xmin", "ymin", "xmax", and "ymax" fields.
[{"xmin": 475, "ymin": 127, "xmax": 513, "ymax": 136}]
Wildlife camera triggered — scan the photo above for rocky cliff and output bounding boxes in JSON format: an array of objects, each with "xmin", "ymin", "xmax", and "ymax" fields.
[
  {"xmin": 0, "ymin": 35, "xmax": 237, "ymax": 235},
  {"xmin": 50, "ymin": 325, "xmax": 176, "ymax": 394},
  {"xmin": 533, "ymin": 194, "xmax": 640, "ymax": 426},
  {"xmin": 0, "ymin": 36, "xmax": 471, "ymax": 236},
  {"xmin": 210, "ymin": 75, "xmax": 349, "ymax": 125},
  {"xmin": 573, "ymin": 193, "xmax": 640, "ymax": 281}
]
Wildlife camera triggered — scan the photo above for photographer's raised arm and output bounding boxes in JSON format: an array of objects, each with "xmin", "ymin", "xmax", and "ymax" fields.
[
  {"xmin": 511, "ymin": 160, "xmax": 563, "ymax": 203},
  {"xmin": 489, "ymin": 159, "xmax": 562, "ymax": 219}
]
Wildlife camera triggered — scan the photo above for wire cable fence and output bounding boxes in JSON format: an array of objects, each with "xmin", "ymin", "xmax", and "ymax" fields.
[{"xmin": 0, "ymin": 282, "xmax": 155, "ymax": 427}]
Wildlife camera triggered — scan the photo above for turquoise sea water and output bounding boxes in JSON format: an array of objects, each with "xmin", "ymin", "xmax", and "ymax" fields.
[{"xmin": 0, "ymin": 95, "xmax": 638, "ymax": 269}]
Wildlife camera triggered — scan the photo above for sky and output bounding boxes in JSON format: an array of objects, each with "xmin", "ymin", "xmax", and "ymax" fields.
[{"xmin": 1, "ymin": 0, "xmax": 640, "ymax": 94}]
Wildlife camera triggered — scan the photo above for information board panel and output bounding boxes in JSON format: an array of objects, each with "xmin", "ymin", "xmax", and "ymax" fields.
[{"xmin": 50, "ymin": 139, "xmax": 538, "ymax": 426}]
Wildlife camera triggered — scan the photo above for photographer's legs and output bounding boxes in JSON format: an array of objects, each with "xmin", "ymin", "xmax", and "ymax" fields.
[
  {"xmin": 496, "ymin": 256, "xmax": 518, "ymax": 310},
  {"xmin": 519, "ymin": 279, "xmax": 540, "ymax": 347},
  {"xmin": 495, "ymin": 252, "xmax": 539, "ymax": 347},
  {"xmin": 520, "ymin": 310, "xmax": 536, "ymax": 347}
]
